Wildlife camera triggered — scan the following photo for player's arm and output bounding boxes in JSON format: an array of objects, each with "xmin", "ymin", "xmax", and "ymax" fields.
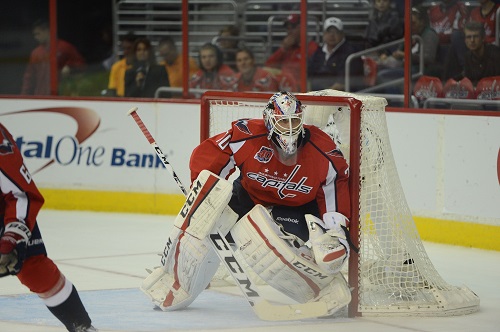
[
  {"xmin": 306, "ymin": 162, "xmax": 351, "ymax": 276},
  {"xmin": 0, "ymin": 124, "xmax": 44, "ymax": 276},
  {"xmin": 313, "ymin": 137, "xmax": 350, "ymax": 221},
  {"xmin": 189, "ymin": 129, "xmax": 235, "ymax": 183},
  {"xmin": 305, "ymin": 138, "xmax": 352, "ymax": 275}
]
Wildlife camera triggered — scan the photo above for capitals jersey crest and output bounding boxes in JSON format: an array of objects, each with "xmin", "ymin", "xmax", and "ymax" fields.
[{"xmin": 254, "ymin": 146, "xmax": 273, "ymax": 163}]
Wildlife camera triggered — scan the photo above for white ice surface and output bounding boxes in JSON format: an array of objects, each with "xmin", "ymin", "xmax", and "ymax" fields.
[{"xmin": 0, "ymin": 210, "xmax": 499, "ymax": 332}]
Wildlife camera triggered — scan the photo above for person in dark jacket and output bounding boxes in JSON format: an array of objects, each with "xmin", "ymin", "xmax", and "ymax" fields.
[
  {"xmin": 462, "ymin": 21, "xmax": 500, "ymax": 85},
  {"xmin": 364, "ymin": 0, "xmax": 404, "ymax": 50},
  {"xmin": 307, "ymin": 17, "xmax": 364, "ymax": 92},
  {"xmin": 125, "ymin": 37, "xmax": 170, "ymax": 98}
]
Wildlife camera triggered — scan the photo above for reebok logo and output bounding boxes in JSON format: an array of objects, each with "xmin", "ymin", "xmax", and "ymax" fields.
[{"xmin": 276, "ymin": 216, "xmax": 299, "ymax": 224}]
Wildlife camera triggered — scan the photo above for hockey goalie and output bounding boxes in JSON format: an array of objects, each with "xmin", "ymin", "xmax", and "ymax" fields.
[{"xmin": 141, "ymin": 91, "xmax": 353, "ymax": 318}]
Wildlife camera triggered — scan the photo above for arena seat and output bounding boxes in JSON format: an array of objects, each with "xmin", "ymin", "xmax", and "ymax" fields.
[
  {"xmin": 443, "ymin": 77, "xmax": 475, "ymax": 99},
  {"xmin": 475, "ymin": 76, "xmax": 500, "ymax": 100},
  {"xmin": 413, "ymin": 75, "xmax": 443, "ymax": 104}
]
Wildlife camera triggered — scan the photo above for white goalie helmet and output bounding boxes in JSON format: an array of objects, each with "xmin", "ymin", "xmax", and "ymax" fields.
[{"xmin": 263, "ymin": 91, "xmax": 305, "ymax": 164}]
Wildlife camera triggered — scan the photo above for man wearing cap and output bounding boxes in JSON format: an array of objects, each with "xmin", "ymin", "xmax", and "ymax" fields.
[
  {"xmin": 307, "ymin": 17, "xmax": 364, "ymax": 91},
  {"xmin": 264, "ymin": 14, "xmax": 318, "ymax": 88}
]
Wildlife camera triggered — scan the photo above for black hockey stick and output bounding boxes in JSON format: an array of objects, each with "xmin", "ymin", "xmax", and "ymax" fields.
[{"xmin": 128, "ymin": 107, "xmax": 329, "ymax": 321}]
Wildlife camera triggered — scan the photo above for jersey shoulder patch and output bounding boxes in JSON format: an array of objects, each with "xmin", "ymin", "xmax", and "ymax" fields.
[
  {"xmin": 0, "ymin": 126, "xmax": 14, "ymax": 155},
  {"xmin": 306, "ymin": 125, "xmax": 345, "ymax": 159},
  {"xmin": 231, "ymin": 119, "xmax": 267, "ymax": 140}
]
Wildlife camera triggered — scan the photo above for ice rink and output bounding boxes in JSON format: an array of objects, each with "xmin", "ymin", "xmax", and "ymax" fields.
[{"xmin": 0, "ymin": 209, "xmax": 499, "ymax": 332}]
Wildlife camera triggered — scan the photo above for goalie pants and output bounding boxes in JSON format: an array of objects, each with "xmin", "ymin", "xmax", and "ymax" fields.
[
  {"xmin": 1, "ymin": 222, "xmax": 92, "ymax": 331},
  {"xmin": 229, "ymin": 176, "xmax": 320, "ymax": 242}
]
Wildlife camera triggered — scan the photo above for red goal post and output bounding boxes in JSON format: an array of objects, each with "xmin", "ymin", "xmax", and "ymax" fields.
[{"xmin": 200, "ymin": 90, "xmax": 479, "ymax": 318}]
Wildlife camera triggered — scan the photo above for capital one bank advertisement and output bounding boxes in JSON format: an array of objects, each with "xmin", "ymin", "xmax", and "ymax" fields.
[
  {"xmin": 1, "ymin": 96, "xmax": 499, "ymax": 224},
  {"xmin": 0, "ymin": 98, "xmax": 200, "ymax": 195}
]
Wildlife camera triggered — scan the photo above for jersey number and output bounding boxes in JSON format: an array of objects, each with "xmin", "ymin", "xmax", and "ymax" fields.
[{"xmin": 20, "ymin": 164, "xmax": 32, "ymax": 184}]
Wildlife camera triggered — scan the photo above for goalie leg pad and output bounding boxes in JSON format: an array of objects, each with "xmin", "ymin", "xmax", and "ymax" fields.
[
  {"xmin": 141, "ymin": 171, "xmax": 239, "ymax": 311},
  {"xmin": 141, "ymin": 227, "xmax": 220, "ymax": 311},
  {"xmin": 311, "ymin": 272, "xmax": 351, "ymax": 316},
  {"xmin": 230, "ymin": 205, "xmax": 335, "ymax": 304},
  {"xmin": 174, "ymin": 169, "xmax": 235, "ymax": 239}
]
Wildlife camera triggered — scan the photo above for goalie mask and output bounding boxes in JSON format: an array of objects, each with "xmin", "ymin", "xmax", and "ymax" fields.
[{"xmin": 263, "ymin": 91, "xmax": 305, "ymax": 165}]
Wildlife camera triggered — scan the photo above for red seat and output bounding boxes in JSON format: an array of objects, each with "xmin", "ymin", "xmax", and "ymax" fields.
[
  {"xmin": 475, "ymin": 76, "xmax": 500, "ymax": 100},
  {"xmin": 362, "ymin": 56, "xmax": 378, "ymax": 87},
  {"xmin": 413, "ymin": 76, "xmax": 443, "ymax": 103},
  {"xmin": 443, "ymin": 77, "xmax": 475, "ymax": 99}
]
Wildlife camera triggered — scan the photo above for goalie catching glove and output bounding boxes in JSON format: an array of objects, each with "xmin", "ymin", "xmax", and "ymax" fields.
[
  {"xmin": 0, "ymin": 221, "xmax": 31, "ymax": 277},
  {"xmin": 306, "ymin": 212, "xmax": 350, "ymax": 275}
]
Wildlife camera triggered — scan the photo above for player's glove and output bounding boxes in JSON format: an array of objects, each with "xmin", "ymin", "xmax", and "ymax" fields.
[
  {"xmin": 306, "ymin": 212, "xmax": 350, "ymax": 275},
  {"xmin": 0, "ymin": 221, "xmax": 31, "ymax": 277},
  {"xmin": 322, "ymin": 212, "xmax": 349, "ymax": 251}
]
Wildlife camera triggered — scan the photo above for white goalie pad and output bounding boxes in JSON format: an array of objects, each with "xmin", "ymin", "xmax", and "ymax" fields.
[
  {"xmin": 141, "ymin": 228, "xmax": 220, "ymax": 311},
  {"xmin": 230, "ymin": 205, "xmax": 351, "ymax": 314},
  {"xmin": 141, "ymin": 170, "xmax": 238, "ymax": 311},
  {"xmin": 174, "ymin": 169, "xmax": 235, "ymax": 239}
]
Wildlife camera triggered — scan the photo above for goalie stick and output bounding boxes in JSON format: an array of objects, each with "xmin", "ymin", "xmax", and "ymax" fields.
[
  {"xmin": 128, "ymin": 107, "xmax": 330, "ymax": 321},
  {"xmin": 128, "ymin": 107, "xmax": 188, "ymax": 196}
]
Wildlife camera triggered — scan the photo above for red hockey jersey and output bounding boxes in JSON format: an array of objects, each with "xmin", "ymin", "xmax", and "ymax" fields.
[
  {"xmin": 189, "ymin": 64, "xmax": 236, "ymax": 90},
  {"xmin": 264, "ymin": 40, "xmax": 318, "ymax": 81},
  {"xmin": 0, "ymin": 123, "xmax": 44, "ymax": 231},
  {"xmin": 428, "ymin": 1, "xmax": 468, "ymax": 44},
  {"xmin": 233, "ymin": 67, "xmax": 279, "ymax": 92},
  {"xmin": 469, "ymin": 4, "xmax": 500, "ymax": 45},
  {"xmin": 189, "ymin": 119, "xmax": 350, "ymax": 220}
]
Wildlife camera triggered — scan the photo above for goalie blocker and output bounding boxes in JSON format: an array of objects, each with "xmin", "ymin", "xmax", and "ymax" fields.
[{"xmin": 141, "ymin": 170, "xmax": 351, "ymax": 316}]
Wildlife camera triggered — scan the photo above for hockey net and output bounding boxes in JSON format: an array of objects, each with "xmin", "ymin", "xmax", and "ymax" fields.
[{"xmin": 200, "ymin": 90, "xmax": 479, "ymax": 317}]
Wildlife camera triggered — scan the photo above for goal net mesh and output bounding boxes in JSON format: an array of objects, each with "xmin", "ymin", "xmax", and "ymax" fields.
[{"xmin": 202, "ymin": 89, "xmax": 479, "ymax": 316}]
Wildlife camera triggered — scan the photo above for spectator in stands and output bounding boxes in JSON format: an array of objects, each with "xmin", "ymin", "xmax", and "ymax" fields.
[
  {"xmin": 21, "ymin": 19, "xmax": 86, "ymax": 95},
  {"xmin": 215, "ymin": 25, "xmax": 241, "ymax": 71},
  {"xmin": 232, "ymin": 48, "xmax": 279, "ymax": 92},
  {"xmin": 106, "ymin": 32, "xmax": 136, "ymax": 97},
  {"xmin": 469, "ymin": 0, "xmax": 499, "ymax": 44},
  {"xmin": 428, "ymin": 0, "xmax": 469, "ymax": 45},
  {"xmin": 428, "ymin": 0, "xmax": 469, "ymax": 79},
  {"xmin": 189, "ymin": 43, "xmax": 235, "ymax": 91},
  {"xmin": 158, "ymin": 36, "xmax": 198, "ymax": 88},
  {"xmin": 444, "ymin": 0, "xmax": 499, "ymax": 80},
  {"xmin": 364, "ymin": 0, "xmax": 404, "ymax": 51},
  {"xmin": 125, "ymin": 37, "xmax": 170, "ymax": 98},
  {"xmin": 458, "ymin": 21, "xmax": 500, "ymax": 85},
  {"xmin": 443, "ymin": 0, "xmax": 500, "ymax": 80},
  {"xmin": 376, "ymin": 6, "xmax": 440, "ymax": 92},
  {"xmin": 265, "ymin": 14, "xmax": 318, "ymax": 85},
  {"xmin": 307, "ymin": 17, "xmax": 364, "ymax": 91}
]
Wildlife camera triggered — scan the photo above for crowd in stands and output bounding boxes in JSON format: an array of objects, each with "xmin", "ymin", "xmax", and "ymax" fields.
[
  {"xmin": 412, "ymin": 0, "xmax": 500, "ymax": 103},
  {"xmin": 20, "ymin": 1, "xmax": 500, "ymax": 105}
]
